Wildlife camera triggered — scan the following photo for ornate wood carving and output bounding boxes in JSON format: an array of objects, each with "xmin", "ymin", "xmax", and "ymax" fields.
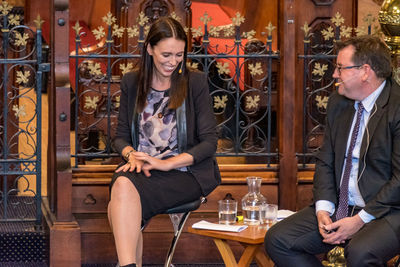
[
  {"xmin": 143, "ymin": 0, "xmax": 170, "ymax": 22},
  {"xmin": 311, "ymin": 0, "xmax": 336, "ymax": 6}
]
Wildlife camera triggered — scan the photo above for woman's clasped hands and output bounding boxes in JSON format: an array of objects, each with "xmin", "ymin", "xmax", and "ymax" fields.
[{"xmin": 116, "ymin": 151, "xmax": 172, "ymax": 177}]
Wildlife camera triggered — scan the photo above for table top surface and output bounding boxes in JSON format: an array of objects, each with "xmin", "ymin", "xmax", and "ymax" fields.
[{"xmin": 188, "ymin": 223, "xmax": 268, "ymax": 244}]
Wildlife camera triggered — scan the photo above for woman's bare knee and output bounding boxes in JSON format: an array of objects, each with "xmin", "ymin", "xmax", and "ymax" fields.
[{"xmin": 111, "ymin": 177, "xmax": 140, "ymax": 203}]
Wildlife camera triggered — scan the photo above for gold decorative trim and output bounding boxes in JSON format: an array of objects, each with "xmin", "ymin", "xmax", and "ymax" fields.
[
  {"xmin": 231, "ymin": 12, "xmax": 245, "ymax": 27},
  {"xmin": 245, "ymin": 95, "xmax": 260, "ymax": 109},
  {"xmin": 331, "ymin": 12, "xmax": 345, "ymax": 27},
  {"xmin": 216, "ymin": 62, "xmax": 230, "ymax": 75},
  {"xmin": 93, "ymin": 26, "xmax": 105, "ymax": 40},
  {"xmin": 200, "ymin": 12, "xmax": 212, "ymax": 25},
  {"xmin": 213, "ymin": 95, "xmax": 228, "ymax": 109},
  {"xmin": 72, "ymin": 21, "xmax": 82, "ymax": 36},
  {"xmin": 34, "ymin": 14, "xmax": 44, "ymax": 29},
  {"xmin": 248, "ymin": 62, "xmax": 263, "ymax": 76},
  {"xmin": 0, "ymin": 1, "xmax": 13, "ymax": 16},
  {"xmin": 102, "ymin": 12, "xmax": 116, "ymax": 26}
]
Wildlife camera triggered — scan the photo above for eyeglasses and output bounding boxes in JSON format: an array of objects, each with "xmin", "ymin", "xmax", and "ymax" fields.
[{"xmin": 334, "ymin": 64, "xmax": 362, "ymax": 75}]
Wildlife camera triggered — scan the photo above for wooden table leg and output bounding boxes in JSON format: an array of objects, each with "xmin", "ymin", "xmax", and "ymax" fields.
[
  {"xmin": 213, "ymin": 238, "xmax": 238, "ymax": 267},
  {"xmin": 237, "ymin": 244, "xmax": 259, "ymax": 267},
  {"xmin": 254, "ymin": 247, "xmax": 274, "ymax": 267}
]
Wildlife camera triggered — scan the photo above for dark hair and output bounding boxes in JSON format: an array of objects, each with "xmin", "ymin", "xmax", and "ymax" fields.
[
  {"xmin": 136, "ymin": 17, "xmax": 188, "ymax": 112},
  {"xmin": 335, "ymin": 35, "xmax": 392, "ymax": 79}
]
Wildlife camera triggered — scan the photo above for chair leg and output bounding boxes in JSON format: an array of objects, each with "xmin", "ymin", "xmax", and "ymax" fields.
[{"xmin": 164, "ymin": 211, "xmax": 191, "ymax": 267}]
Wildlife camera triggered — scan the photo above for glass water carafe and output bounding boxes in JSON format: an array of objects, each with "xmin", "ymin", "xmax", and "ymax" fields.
[{"xmin": 241, "ymin": 176, "xmax": 267, "ymax": 225}]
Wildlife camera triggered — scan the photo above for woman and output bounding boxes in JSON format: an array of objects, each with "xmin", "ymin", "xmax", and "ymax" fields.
[{"xmin": 108, "ymin": 17, "xmax": 221, "ymax": 267}]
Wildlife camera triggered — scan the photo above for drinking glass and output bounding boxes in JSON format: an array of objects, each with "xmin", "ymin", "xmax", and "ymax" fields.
[
  {"xmin": 218, "ymin": 199, "xmax": 237, "ymax": 224},
  {"xmin": 259, "ymin": 203, "xmax": 278, "ymax": 229}
]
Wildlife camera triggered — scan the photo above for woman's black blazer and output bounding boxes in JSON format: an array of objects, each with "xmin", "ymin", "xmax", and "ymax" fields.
[{"xmin": 113, "ymin": 70, "xmax": 221, "ymax": 196}]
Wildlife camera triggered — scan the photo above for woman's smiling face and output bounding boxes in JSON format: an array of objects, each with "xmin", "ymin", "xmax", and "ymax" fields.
[{"xmin": 147, "ymin": 37, "xmax": 185, "ymax": 79}]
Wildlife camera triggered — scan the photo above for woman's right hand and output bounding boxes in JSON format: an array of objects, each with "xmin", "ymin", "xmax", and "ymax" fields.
[{"xmin": 115, "ymin": 157, "xmax": 145, "ymax": 173}]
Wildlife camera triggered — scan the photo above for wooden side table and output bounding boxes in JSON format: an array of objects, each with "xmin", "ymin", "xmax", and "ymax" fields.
[{"xmin": 188, "ymin": 224, "xmax": 274, "ymax": 267}]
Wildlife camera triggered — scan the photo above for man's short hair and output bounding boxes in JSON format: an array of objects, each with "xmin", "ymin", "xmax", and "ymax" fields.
[{"xmin": 335, "ymin": 35, "xmax": 392, "ymax": 79}]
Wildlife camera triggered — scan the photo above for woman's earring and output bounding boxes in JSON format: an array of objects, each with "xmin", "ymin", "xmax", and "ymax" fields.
[{"xmin": 178, "ymin": 62, "xmax": 183, "ymax": 74}]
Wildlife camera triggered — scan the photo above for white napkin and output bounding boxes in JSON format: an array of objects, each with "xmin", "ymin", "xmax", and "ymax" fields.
[
  {"xmin": 192, "ymin": 220, "xmax": 248, "ymax": 232},
  {"xmin": 277, "ymin": 209, "xmax": 296, "ymax": 221}
]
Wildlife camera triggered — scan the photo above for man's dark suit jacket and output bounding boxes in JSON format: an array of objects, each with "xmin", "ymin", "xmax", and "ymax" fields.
[
  {"xmin": 113, "ymin": 70, "xmax": 221, "ymax": 196},
  {"xmin": 313, "ymin": 77, "xmax": 400, "ymax": 237}
]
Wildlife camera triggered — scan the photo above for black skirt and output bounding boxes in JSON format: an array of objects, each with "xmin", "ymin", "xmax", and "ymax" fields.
[{"xmin": 110, "ymin": 165, "xmax": 202, "ymax": 225}]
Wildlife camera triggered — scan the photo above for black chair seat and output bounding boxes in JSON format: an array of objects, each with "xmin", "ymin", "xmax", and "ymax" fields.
[{"xmin": 165, "ymin": 198, "xmax": 202, "ymax": 214}]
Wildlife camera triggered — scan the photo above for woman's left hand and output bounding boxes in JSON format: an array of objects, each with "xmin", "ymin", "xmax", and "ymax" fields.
[{"xmin": 132, "ymin": 151, "xmax": 172, "ymax": 177}]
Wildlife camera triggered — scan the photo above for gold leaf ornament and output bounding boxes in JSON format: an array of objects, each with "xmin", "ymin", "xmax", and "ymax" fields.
[
  {"xmin": 363, "ymin": 13, "xmax": 375, "ymax": 26},
  {"xmin": 216, "ymin": 62, "xmax": 230, "ymax": 75},
  {"xmin": 144, "ymin": 25, "xmax": 150, "ymax": 36},
  {"xmin": 321, "ymin": 26, "xmax": 334, "ymax": 41},
  {"xmin": 209, "ymin": 25, "xmax": 220, "ymax": 37},
  {"xmin": 265, "ymin": 22, "xmax": 276, "ymax": 36},
  {"xmin": 72, "ymin": 21, "xmax": 82, "ymax": 36},
  {"xmin": 301, "ymin": 22, "xmax": 311, "ymax": 39},
  {"xmin": 340, "ymin": 26, "xmax": 353, "ymax": 38},
  {"xmin": 92, "ymin": 26, "xmax": 105, "ymax": 40},
  {"xmin": 127, "ymin": 26, "xmax": 139, "ymax": 38},
  {"xmin": 115, "ymin": 96, "xmax": 120, "ymax": 108},
  {"xmin": 191, "ymin": 26, "xmax": 203, "ymax": 38},
  {"xmin": 16, "ymin": 70, "xmax": 30, "ymax": 84},
  {"xmin": 112, "ymin": 24, "xmax": 125, "ymax": 38},
  {"xmin": 84, "ymin": 96, "xmax": 100, "ymax": 110},
  {"xmin": 232, "ymin": 12, "xmax": 245, "ymax": 27},
  {"xmin": 312, "ymin": 63, "xmax": 328, "ymax": 77},
  {"xmin": 223, "ymin": 25, "xmax": 234, "ymax": 37},
  {"xmin": 213, "ymin": 95, "xmax": 228, "ymax": 109},
  {"xmin": 84, "ymin": 96, "xmax": 99, "ymax": 110},
  {"xmin": 170, "ymin": 12, "xmax": 182, "ymax": 22},
  {"xmin": 183, "ymin": 26, "xmax": 189, "ymax": 35},
  {"xmin": 137, "ymin": 12, "xmax": 149, "ymax": 26},
  {"xmin": 246, "ymin": 95, "xmax": 260, "ymax": 109},
  {"xmin": 242, "ymin": 30, "xmax": 256, "ymax": 40},
  {"xmin": 12, "ymin": 104, "xmax": 26, "ymax": 118},
  {"xmin": 186, "ymin": 62, "xmax": 199, "ymax": 70},
  {"xmin": 34, "ymin": 14, "xmax": 44, "ymax": 29},
  {"xmin": 88, "ymin": 62, "xmax": 103, "ymax": 76},
  {"xmin": 355, "ymin": 26, "xmax": 367, "ymax": 36},
  {"xmin": 14, "ymin": 32, "xmax": 29, "ymax": 47},
  {"xmin": 315, "ymin": 95, "xmax": 329, "ymax": 109},
  {"xmin": 200, "ymin": 12, "xmax": 212, "ymax": 25},
  {"xmin": 9, "ymin": 14, "xmax": 20, "ymax": 26},
  {"xmin": 119, "ymin": 63, "xmax": 133, "ymax": 75},
  {"xmin": 331, "ymin": 12, "xmax": 345, "ymax": 27},
  {"xmin": 102, "ymin": 12, "xmax": 116, "ymax": 26},
  {"xmin": 0, "ymin": 1, "xmax": 13, "ymax": 16},
  {"xmin": 248, "ymin": 62, "xmax": 263, "ymax": 76}
]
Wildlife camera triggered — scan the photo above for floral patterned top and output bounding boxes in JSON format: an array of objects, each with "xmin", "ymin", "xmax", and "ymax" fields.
[{"xmin": 137, "ymin": 88, "xmax": 186, "ymax": 171}]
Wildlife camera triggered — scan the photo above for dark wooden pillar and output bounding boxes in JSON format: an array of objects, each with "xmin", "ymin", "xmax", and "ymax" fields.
[
  {"xmin": 278, "ymin": 0, "xmax": 297, "ymax": 211},
  {"xmin": 47, "ymin": 0, "xmax": 81, "ymax": 266}
]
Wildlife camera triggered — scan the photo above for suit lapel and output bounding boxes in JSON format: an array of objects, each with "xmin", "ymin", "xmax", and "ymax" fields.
[{"xmin": 358, "ymin": 79, "xmax": 391, "ymax": 176}]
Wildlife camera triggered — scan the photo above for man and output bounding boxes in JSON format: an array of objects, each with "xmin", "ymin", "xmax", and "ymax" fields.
[{"xmin": 265, "ymin": 35, "xmax": 400, "ymax": 266}]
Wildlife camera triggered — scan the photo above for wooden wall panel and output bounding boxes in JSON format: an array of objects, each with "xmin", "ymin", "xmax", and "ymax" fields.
[
  {"xmin": 293, "ymin": 0, "xmax": 357, "ymax": 153},
  {"xmin": 70, "ymin": 0, "xmax": 112, "ymax": 29}
]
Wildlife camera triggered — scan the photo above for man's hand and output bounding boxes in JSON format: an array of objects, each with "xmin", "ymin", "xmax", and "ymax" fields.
[
  {"xmin": 317, "ymin": 210, "xmax": 334, "ymax": 239},
  {"xmin": 322, "ymin": 215, "xmax": 365, "ymax": 245}
]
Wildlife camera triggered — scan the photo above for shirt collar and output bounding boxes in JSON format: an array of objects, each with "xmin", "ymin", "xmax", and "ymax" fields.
[{"xmin": 357, "ymin": 80, "xmax": 386, "ymax": 113}]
